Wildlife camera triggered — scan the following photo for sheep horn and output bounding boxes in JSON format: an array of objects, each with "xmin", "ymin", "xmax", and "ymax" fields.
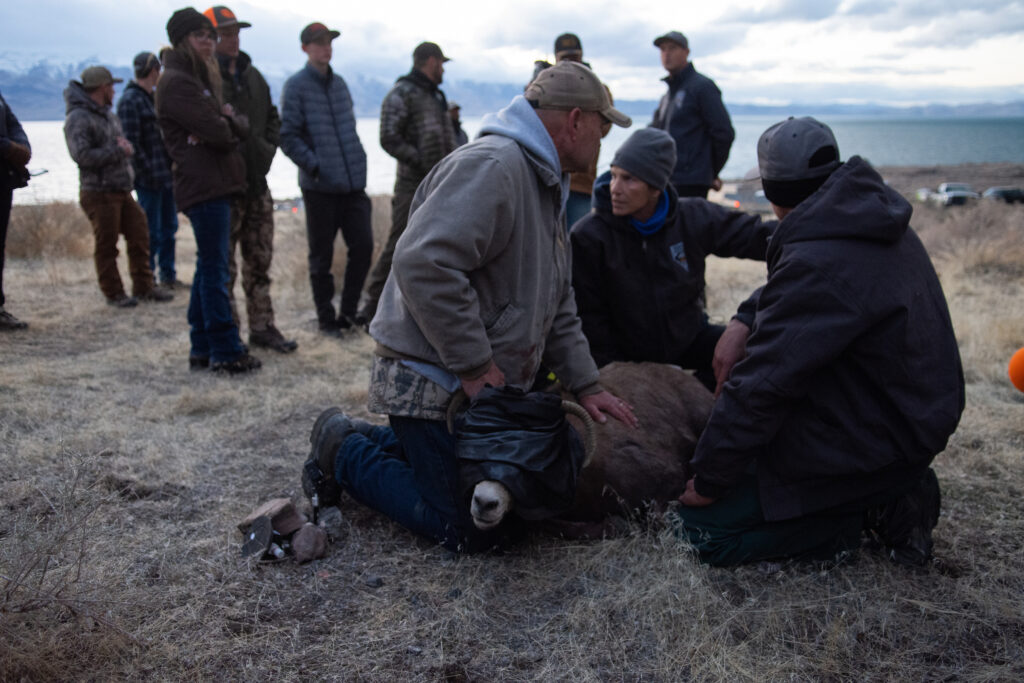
[
  {"xmin": 561, "ymin": 400, "xmax": 596, "ymax": 468},
  {"xmin": 446, "ymin": 389, "xmax": 467, "ymax": 434}
]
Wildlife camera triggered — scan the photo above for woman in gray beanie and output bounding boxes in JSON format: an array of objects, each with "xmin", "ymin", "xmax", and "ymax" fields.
[{"xmin": 570, "ymin": 127, "xmax": 775, "ymax": 392}]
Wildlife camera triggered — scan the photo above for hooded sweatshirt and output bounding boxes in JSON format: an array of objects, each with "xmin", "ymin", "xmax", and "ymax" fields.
[
  {"xmin": 370, "ymin": 96, "xmax": 599, "ymax": 406},
  {"xmin": 63, "ymin": 81, "xmax": 134, "ymax": 192},
  {"xmin": 691, "ymin": 156, "xmax": 965, "ymax": 520}
]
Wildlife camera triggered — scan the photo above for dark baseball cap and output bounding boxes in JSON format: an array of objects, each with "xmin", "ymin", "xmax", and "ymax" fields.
[
  {"xmin": 554, "ymin": 32, "xmax": 583, "ymax": 58},
  {"xmin": 653, "ymin": 31, "xmax": 688, "ymax": 49},
  {"xmin": 756, "ymin": 117, "xmax": 841, "ymax": 182},
  {"xmin": 133, "ymin": 52, "xmax": 160, "ymax": 78},
  {"xmin": 204, "ymin": 6, "xmax": 251, "ymax": 29},
  {"xmin": 301, "ymin": 22, "xmax": 340, "ymax": 44},
  {"xmin": 79, "ymin": 65, "xmax": 123, "ymax": 89},
  {"xmin": 413, "ymin": 41, "xmax": 450, "ymax": 63},
  {"xmin": 524, "ymin": 61, "xmax": 631, "ymax": 128}
]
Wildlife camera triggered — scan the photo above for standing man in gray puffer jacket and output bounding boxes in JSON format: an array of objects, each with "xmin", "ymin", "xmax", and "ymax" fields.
[
  {"xmin": 356, "ymin": 41, "xmax": 457, "ymax": 325},
  {"xmin": 64, "ymin": 66, "xmax": 172, "ymax": 308},
  {"xmin": 280, "ymin": 22, "xmax": 372, "ymax": 337}
]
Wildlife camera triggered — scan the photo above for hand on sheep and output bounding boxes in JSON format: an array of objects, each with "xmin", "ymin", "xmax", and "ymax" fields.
[
  {"xmin": 579, "ymin": 390, "xmax": 638, "ymax": 428},
  {"xmin": 679, "ymin": 477, "xmax": 716, "ymax": 507},
  {"xmin": 712, "ymin": 318, "xmax": 750, "ymax": 398},
  {"xmin": 460, "ymin": 360, "xmax": 506, "ymax": 399}
]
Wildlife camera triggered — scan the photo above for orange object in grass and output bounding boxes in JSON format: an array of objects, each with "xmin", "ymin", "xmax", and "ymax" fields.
[{"xmin": 1009, "ymin": 347, "xmax": 1024, "ymax": 392}]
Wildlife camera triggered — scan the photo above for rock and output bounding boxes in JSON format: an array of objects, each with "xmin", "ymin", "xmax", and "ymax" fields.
[
  {"xmin": 363, "ymin": 575, "xmax": 384, "ymax": 588},
  {"xmin": 238, "ymin": 498, "xmax": 307, "ymax": 536},
  {"xmin": 291, "ymin": 523, "xmax": 327, "ymax": 562}
]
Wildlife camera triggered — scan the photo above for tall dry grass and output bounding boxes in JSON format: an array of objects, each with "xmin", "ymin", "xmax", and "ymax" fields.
[{"xmin": 1, "ymin": 180, "xmax": 1022, "ymax": 680}]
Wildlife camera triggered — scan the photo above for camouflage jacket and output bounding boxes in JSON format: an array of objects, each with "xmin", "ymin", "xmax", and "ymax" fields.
[
  {"xmin": 63, "ymin": 81, "xmax": 134, "ymax": 193},
  {"xmin": 379, "ymin": 69, "xmax": 456, "ymax": 185}
]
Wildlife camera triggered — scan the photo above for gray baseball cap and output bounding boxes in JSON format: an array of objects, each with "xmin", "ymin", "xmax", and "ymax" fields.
[
  {"xmin": 756, "ymin": 117, "xmax": 840, "ymax": 182},
  {"xmin": 79, "ymin": 66, "xmax": 123, "ymax": 89},
  {"xmin": 654, "ymin": 31, "xmax": 688, "ymax": 49}
]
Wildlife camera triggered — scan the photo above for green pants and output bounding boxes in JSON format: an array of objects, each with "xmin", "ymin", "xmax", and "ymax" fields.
[{"xmin": 671, "ymin": 475, "xmax": 864, "ymax": 566}]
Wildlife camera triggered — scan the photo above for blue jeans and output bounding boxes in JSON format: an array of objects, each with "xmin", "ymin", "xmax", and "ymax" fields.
[
  {"xmin": 333, "ymin": 417, "xmax": 512, "ymax": 552},
  {"xmin": 136, "ymin": 186, "xmax": 179, "ymax": 284},
  {"xmin": 185, "ymin": 199, "xmax": 244, "ymax": 362}
]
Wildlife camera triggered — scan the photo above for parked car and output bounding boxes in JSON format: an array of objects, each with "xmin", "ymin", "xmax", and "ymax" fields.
[
  {"xmin": 930, "ymin": 182, "xmax": 980, "ymax": 206},
  {"xmin": 982, "ymin": 186, "xmax": 1024, "ymax": 204}
]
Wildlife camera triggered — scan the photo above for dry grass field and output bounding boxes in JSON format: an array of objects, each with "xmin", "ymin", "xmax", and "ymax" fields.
[{"xmin": 2, "ymin": 166, "xmax": 1022, "ymax": 681}]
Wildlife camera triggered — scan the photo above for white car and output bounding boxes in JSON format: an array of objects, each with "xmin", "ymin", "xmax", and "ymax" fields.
[{"xmin": 930, "ymin": 182, "xmax": 980, "ymax": 206}]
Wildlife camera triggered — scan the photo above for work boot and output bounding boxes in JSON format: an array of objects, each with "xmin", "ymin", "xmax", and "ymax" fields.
[
  {"xmin": 302, "ymin": 408, "xmax": 377, "ymax": 516},
  {"xmin": 107, "ymin": 293, "xmax": 138, "ymax": 308},
  {"xmin": 0, "ymin": 307, "xmax": 28, "ymax": 330},
  {"xmin": 137, "ymin": 286, "xmax": 174, "ymax": 303},
  {"xmin": 250, "ymin": 325, "xmax": 298, "ymax": 353},
  {"xmin": 210, "ymin": 352, "xmax": 262, "ymax": 375},
  {"xmin": 865, "ymin": 468, "xmax": 941, "ymax": 567}
]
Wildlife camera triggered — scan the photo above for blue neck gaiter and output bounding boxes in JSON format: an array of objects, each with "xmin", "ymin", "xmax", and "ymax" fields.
[{"xmin": 630, "ymin": 190, "xmax": 670, "ymax": 235}]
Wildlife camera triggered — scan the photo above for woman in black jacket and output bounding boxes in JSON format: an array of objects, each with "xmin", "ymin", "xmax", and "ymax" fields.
[{"xmin": 156, "ymin": 7, "xmax": 259, "ymax": 374}]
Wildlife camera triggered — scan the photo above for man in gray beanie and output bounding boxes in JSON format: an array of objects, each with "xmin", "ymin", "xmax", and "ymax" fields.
[{"xmin": 570, "ymin": 126, "xmax": 775, "ymax": 391}]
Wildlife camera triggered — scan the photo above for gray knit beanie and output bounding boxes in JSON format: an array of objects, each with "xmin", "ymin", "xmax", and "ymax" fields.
[{"xmin": 610, "ymin": 128, "xmax": 677, "ymax": 189}]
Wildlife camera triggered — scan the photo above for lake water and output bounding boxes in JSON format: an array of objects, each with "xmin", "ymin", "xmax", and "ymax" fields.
[{"xmin": 14, "ymin": 115, "xmax": 1024, "ymax": 205}]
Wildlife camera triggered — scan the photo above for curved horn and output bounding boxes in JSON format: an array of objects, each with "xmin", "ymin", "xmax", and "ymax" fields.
[{"xmin": 561, "ymin": 400, "xmax": 596, "ymax": 468}]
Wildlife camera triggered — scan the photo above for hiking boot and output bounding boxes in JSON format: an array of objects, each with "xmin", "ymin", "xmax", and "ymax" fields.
[
  {"xmin": 161, "ymin": 278, "xmax": 189, "ymax": 290},
  {"xmin": 189, "ymin": 356, "xmax": 210, "ymax": 370},
  {"xmin": 107, "ymin": 293, "xmax": 138, "ymax": 308},
  {"xmin": 302, "ymin": 408, "xmax": 377, "ymax": 514},
  {"xmin": 865, "ymin": 468, "xmax": 941, "ymax": 567},
  {"xmin": 137, "ymin": 286, "xmax": 174, "ymax": 303},
  {"xmin": 0, "ymin": 307, "xmax": 28, "ymax": 331},
  {"xmin": 318, "ymin": 320, "xmax": 345, "ymax": 338},
  {"xmin": 250, "ymin": 325, "xmax": 298, "ymax": 353},
  {"xmin": 210, "ymin": 352, "xmax": 262, "ymax": 375}
]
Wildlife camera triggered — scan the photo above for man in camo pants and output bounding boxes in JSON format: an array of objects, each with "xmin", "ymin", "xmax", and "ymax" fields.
[{"xmin": 207, "ymin": 4, "xmax": 297, "ymax": 353}]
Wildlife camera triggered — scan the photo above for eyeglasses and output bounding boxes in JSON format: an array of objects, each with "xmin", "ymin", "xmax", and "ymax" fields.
[{"xmin": 190, "ymin": 30, "xmax": 218, "ymax": 42}]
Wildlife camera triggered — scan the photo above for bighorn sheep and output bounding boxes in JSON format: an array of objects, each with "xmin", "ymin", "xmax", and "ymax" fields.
[{"xmin": 469, "ymin": 362, "xmax": 714, "ymax": 532}]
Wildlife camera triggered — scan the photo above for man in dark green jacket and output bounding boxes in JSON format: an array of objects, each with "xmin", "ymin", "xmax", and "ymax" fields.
[
  {"xmin": 357, "ymin": 41, "xmax": 457, "ymax": 325},
  {"xmin": 207, "ymin": 5, "xmax": 297, "ymax": 353}
]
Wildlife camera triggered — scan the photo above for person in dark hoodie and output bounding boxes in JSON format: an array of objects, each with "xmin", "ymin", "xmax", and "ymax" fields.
[
  {"xmin": 357, "ymin": 41, "xmax": 457, "ymax": 326},
  {"xmin": 570, "ymin": 127, "xmax": 774, "ymax": 392},
  {"xmin": 117, "ymin": 52, "xmax": 181, "ymax": 290},
  {"xmin": 156, "ymin": 7, "xmax": 261, "ymax": 374},
  {"xmin": 0, "ymin": 89, "xmax": 31, "ymax": 330},
  {"xmin": 64, "ymin": 65, "xmax": 173, "ymax": 308},
  {"xmin": 673, "ymin": 117, "xmax": 965, "ymax": 568},
  {"xmin": 205, "ymin": 5, "xmax": 297, "ymax": 355}
]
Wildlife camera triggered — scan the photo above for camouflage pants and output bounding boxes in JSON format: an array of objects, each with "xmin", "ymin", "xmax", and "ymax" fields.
[{"xmin": 228, "ymin": 188, "xmax": 276, "ymax": 333}]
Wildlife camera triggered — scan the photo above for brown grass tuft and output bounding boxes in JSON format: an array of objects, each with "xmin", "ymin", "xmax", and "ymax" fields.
[{"xmin": 7, "ymin": 201, "xmax": 93, "ymax": 259}]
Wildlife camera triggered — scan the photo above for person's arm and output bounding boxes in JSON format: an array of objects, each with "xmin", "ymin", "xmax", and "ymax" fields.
[
  {"xmin": 686, "ymin": 200, "xmax": 776, "ymax": 262},
  {"xmin": 699, "ymin": 81, "xmax": 734, "ymax": 179},
  {"xmin": 159, "ymin": 76, "xmax": 241, "ymax": 152},
  {"xmin": 687, "ymin": 258, "xmax": 866, "ymax": 501},
  {"xmin": 278, "ymin": 78, "xmax": 319, "ymax": 175},
  {"xmin": 1, "ymin": 92, "xmax": 31, "ymax": 165},
  {"xmin": 379, "ymin": 87, "xmax": 422, "ymax": 171},
  {"xmin": 569, "ymin": 227, "xmax": 621, "ymax": 367},
  {"xmin": 64, "ymin": 111, "xmax": 124, "ymax": 169},
  {"xmin": 116, "ymin": 95, "xmax": 149, "ymax": 180}
]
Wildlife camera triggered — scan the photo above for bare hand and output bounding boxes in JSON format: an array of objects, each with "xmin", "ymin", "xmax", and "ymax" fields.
[
  {"xmin": 116, "ymin": 136, "xmax": 134, "ymax": 157},
  {"xmin": 579, "ymin": 390, "xmax": 638, "ymax": 428},
  {"xmin": 679, "ymin": 477, "xmax": 716, "ymax": 507},
  {"xmin": 4, "ymin": 141, "xmax": 31, "ymax": 166},
  {"xmin": 187, "ymin": 134, "xmax": 200, "ymax": 146},
  {"xmin": 713, "ymin": 318, "xmax": 750, "ymax": 398},
  {"xmin": 711, "ymin": 177, "xmax": 723, "ymax": 192},
  {"xmin": 221, "ymin": 103, "xmax": 235, "ymax": 117},
  {"xmin": 461, "ymin": 361, "xmax": 506, "ymax": 400}
]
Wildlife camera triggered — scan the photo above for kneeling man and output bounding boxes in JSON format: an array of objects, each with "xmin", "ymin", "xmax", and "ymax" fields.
[
  {"xmin": 302, "ymin": 62, "xmax": 636, "ymax": 552},
  {"xmin": 674, "ymin": 117, "xmax": 964, "ymax": 567}
]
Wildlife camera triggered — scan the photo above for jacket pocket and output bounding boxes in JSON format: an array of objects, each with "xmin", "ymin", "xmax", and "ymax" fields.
[{"xmin": 483, "ymin": 302, "xmax": 522, "ymax": 337}]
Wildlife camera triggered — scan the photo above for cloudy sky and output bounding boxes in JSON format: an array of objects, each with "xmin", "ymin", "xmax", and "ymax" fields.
[{"xmin": 3, "ymin": 0, "xmax": 1023, "ymax": 105}]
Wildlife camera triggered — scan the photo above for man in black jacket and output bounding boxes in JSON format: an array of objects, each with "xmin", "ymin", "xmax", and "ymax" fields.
[
  {"xmin": 674, "ymin": 117, "xmax": 964, "ymax": 568},
  {"xmin": 650, "ymin": 31, "xmax": 734, "ymax": 199},
  {"xmin": 207, "ymin": 5, "xmax": 297, "ymax": 353},
  {"xmin": 570, "ymin": 127, "xmax": 774, "ymax": 391},
  {"xmin": 0, "ymin": 89, "xmax": 30, "ymax": 330}
]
